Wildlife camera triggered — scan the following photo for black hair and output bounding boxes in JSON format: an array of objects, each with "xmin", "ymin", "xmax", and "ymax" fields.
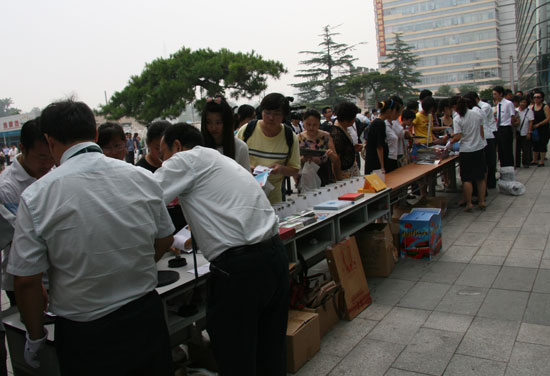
[
  {"xmin": 515, "ymin": 90, "xmax": 524, "ymax": 96},
  {"xmin": 302, "ymin": 109, "xmax": 321, "ymax": 121},
  {"xmin": 421, "ymin": 96, "xmax": 435, "ymax": 112},
  {"xmin": 456, "ymin": 97, "xmax": 469, "ymax": 117},
  {"xmin": 290, "ymin": 112, "xmax": 303, "ymax": 121},
  {"xmin": 20, "ymin": 118, "xmax": 47, "ymax": 151},
  {"xmin": 260, "ymin": 93, "xmax": 290, "ymax": 117},
  {"xmin": 503, "ymin": 89, "xmax": 513, "ymax": 97},
  {"xmin": 40, "ymin": 101, "xmax": 96, "ymax": 144},
  {"xmin": 519, "ymin": 96, "xmax": 529, "ymax": 104},
  {"xmin": 163, "ymin": 123, "xmax": 204, "ymax": 150},
  {"xmin": 377, "ymin": 96, "xmax": 403, "ymax": 114},
  {"xmin": 406, "ymin": 100, "xmax": 418, "ymax": 111},
  {"xmin": 533, "ymin": 89, "xmax": 545, "ymax": 99},
  {"xmin": 322, "ymin": 107, "xmax": 332, "ymax": 114},
  {"xmin": 512, "ymin": 95, "xmax": 522, "ymax": 104},
  {"xmin": 201, "ymin": 98, "xmax": 235, "ymax": 159},
  {"xmin": 334, "ymin": 102, "xmax": 360, "ymax": 122},
  {"xmin": 401, "ymin": 109, "xmax": 416, "ymax": 121},
  {"xmin": 97, "ymin": 122, "xmax": 125, "ymax": 148},
  {"xmin": 438, "ymin": 98, "xmax": 451, "ymax": 113},
  {"xmin": 235, "ymin": 104, "xmax": 256, "ymax": 129},
  {"xmin": 419, "ymin": 89, "xmax": 433, "ymax": 101},
  {"xmin": 255, "ymin": 106, "xmax": 263, "ymax": 120},
  {"xmin": 493, "ymin": 86, "xmax": 505, "ymax": 95},
  {"xmin": 449, "ymin": 96, "xmax": 461, "ymax": 107},
  {"xmin": 463, "ymin": 92, "xmax": 480, "ymax": 109},
  {"xmin": 146, "ymin": 120, "xmax": 170, "ymax": 145}
]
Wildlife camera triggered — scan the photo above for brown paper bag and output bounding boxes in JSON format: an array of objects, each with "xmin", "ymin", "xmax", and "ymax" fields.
[{"xmin": 325, "ymin": 237, "xmax": 372, "ymax": 320}]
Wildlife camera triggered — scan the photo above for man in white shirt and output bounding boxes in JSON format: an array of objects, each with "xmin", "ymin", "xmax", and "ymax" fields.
[
  {"xmin": 8, "ymin": 101, "xmax": 175, "ymax": 374},
  {"xmin": 493, "ymin": 86, "xmax": 516, "ymax": 167},
  {"xmin": 465, "ymin": 92, "xmax": 498, "ymax": 188},
  {"xmin": 0, "ymin": 118, "xmax": 54, "ymax": 306},
  {"xmin": 516, "ymin": 97, "xmax": 535, "ymax": 167},
  {"xmin": 154, "ymin": 123, "xmax": 288, "ymax": 376}
]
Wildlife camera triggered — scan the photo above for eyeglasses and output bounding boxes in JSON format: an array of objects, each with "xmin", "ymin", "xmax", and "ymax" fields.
[{"xmin": 534, "ymin": 96, "xmax": 543, "ymax": 99}]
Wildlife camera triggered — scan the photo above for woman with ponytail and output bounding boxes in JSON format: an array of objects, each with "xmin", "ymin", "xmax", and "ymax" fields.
[
  {"xmin": 364, "ymin": 97, "xmax": 402, "ymax": 174},
  {"xmin": 449, "ymin": 97, "xmax": 488, "ymax": 211}
]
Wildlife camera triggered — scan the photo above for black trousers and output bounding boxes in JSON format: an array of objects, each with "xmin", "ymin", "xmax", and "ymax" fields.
[
  {"xmin": 515, "ymin": 133, "xmax": 532, "ymax": 167},
  {"xmin": 496, "ymin": 126, "xmax": 514, "ymax": 167},
  {"xmin": 207, "ymin": 236, "xmax": 289, "ymax": 376},
  {"xmin": 485, "ymin": 138, "xmax": 497, "ymax": 188},
  {"xmin": 55, "ymin": 291, "xmax": 173, "ymax": 376}
]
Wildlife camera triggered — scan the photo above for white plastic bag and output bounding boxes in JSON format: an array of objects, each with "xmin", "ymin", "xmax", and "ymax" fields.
[
  {"xmin": 498, "ymin": 180, "xmax": 525, "ymax": 196},
  {"xmin": 299, "ymin": 161, "xmax": 321, "ymax": 192},
  {"xmin": 500, "ymin": 166, "xmax": 515, "ymax": 182}
]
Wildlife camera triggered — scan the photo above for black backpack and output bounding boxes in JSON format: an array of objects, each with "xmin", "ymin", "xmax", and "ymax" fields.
[{"xmin": 242, "ymin": 120, "xmax": 295, "ymax": 162}]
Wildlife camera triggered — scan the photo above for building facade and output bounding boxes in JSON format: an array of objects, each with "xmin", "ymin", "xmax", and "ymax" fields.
[
  {"xmin": 516, "ymin": 0, "xmax": 550, "ymax": 96},
  {"xmin": 374, "ymin": 0, "xmax": 518, "ymax": 92}
]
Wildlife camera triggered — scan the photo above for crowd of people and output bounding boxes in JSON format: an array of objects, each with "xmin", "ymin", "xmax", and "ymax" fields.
[{"xmin": 0, "ymin": 85, "xmax": 548, "ymax": 375}]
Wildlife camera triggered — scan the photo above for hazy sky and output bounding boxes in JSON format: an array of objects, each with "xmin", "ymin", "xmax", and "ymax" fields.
[{"xmin": 3, "ymin": 0, "xmax": 378, "ymax": 113}]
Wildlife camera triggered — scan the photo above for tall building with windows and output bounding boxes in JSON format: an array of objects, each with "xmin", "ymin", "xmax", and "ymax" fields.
[
  {"xmin": 516, "ymin": 1, "xmax": 550, "ymax": 96},
  {"xmin": 374, "ymin": 0, "xmax": 518, "ymax": 92}
]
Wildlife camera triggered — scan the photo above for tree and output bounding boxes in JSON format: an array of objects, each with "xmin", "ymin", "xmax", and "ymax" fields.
[
  {"xmin": 381, "ymin": 33, "xmax": 420, "ymax": 99},
  {"xmin": 0, "ymin": 98, "xmax": 21, "ymax": 117},
  {"xmin": 457, "ymin": 84, "xmax": 479, "ymax": 96},
  {"xmin": 344, "ymin": 71, "xmax": 402, "ymax": 107},
  {"xmin": 292, "ymin": 25, "xmax": 361, "ymax": 107},
  {"xmin": 435, "ymin": 85, "xmax": 455, "ymax": 97},
  {"xmin": 101, "ymin": 47, "xmax": 286, "ymax": 123}
]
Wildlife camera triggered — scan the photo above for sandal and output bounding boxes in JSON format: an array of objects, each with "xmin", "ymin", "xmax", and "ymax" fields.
[
  {"xmin": 464, "ymin": 206, "xmax": 473, "ymax": 213},
  {"xmin": 478, "ymin": 203, "xmax": 487, "ymax": 211}
]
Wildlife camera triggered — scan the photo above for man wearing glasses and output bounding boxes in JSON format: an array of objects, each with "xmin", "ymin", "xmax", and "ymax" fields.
[{"xmin": 237, "ymin": 93, "xmax": 300, "ymax": 204}]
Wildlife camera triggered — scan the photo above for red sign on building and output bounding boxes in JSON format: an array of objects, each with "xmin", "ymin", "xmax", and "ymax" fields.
[{"xmin": 374, "ymin": 0, "xmax": 386, "ymax": 56}]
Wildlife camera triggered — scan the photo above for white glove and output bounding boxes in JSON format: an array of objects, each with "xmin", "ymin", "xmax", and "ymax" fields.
[{"xmin": 24, "ymin": 327, "xmax": 48, "ymax": 368}]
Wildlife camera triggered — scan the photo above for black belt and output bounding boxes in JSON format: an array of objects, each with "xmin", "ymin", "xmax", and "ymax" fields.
[{"xmin": 212, "ymin": 235, "xmax": 279, "ymax": 265}]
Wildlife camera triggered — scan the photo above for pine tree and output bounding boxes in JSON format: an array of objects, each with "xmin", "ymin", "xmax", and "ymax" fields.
[
  {"xmin": 292, "ymin": 25, "xmax": 360, "ymax": 107},
  {"xmin": 381, "ymin": 33, "xmax": 421, "ymax": 99}
]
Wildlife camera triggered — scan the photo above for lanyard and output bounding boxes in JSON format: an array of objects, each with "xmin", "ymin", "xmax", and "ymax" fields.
[
  {"xmin": 68, "ymin": 145, "xmax": 103, "ymax": 160},
  {"xmin": 519, "ymin": 110, "xmax": 529, "ymax": 133}
]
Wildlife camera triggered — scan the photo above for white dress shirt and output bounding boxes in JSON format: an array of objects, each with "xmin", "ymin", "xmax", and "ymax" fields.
[
  {"xmin": 478, "ymin": 101, "xmax": 496, "ymax": 139},
  {"xmin": 154, "ymin": 146, "xmax": 279, "ymax": 261},
  {"xmin": 518, "ymin": 108, "xmax": 535, "ymax": 137},
  {"xmin": 8, "ymin": 142, "xmax": 174, "ymax": 322},
  {"xmin": 496, "ymin": 98, "xmax": 515, "ymax": 127},
  {"xmin": 454, "ymin": 110, "xmax": 487, "ymax": 153},
  {"xmin": 0, "ymin": 155, "xmax": 37, "ymax": 291},
  {"xmin": 385, "ymin": 120, "xmax": 399, "ymax": 160}
]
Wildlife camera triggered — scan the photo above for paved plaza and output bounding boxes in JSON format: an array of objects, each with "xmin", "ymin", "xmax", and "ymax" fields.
[{"xmin": 296, "ymin": 166, "xmax": 550, "ymax": 376}]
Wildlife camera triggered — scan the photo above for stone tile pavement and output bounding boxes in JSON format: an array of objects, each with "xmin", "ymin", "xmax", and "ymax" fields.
[{"xmin": 295, "ymin": 166, "xmax": 550, "ymax": 376}]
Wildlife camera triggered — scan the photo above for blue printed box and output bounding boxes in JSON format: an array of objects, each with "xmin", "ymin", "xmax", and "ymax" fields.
[{"xmin": 399, "ymin": 208, "xmax": 442, "ymax": 260}]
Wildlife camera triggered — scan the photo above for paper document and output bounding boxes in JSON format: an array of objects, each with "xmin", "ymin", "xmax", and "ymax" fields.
[
  {"xmin": 187, "ymin": 263, "xmax": 211, "ymax": 277},
  {"xmin": 172, "ymin": 225, "xmax": 193, "ymax": 253}
]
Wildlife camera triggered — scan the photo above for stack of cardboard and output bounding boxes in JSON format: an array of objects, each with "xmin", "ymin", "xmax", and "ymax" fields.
[{"xmin": 286, "ymin": 310, "xmax": 321, "ymax": 373}]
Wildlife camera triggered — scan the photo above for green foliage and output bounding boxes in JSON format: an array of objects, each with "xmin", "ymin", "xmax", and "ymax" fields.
[
  {"xmin": 101, "ymin": 47, "xmax": 286, "ymax": 123},
  {"xmin": 344, "ymin": 71, "xmax": 402, "ymax": 107},
  {"xmin": 435, "ymin": 85, "xmax": 455, "ymax": 97},
  {"xmin": 457, "ymin": 84, "xmax": 480, "ymax": 96},
  {"xmin": 292, "ymin": 25, "xmax": 361, "ymax": 107},
  {"xmin": 381, "ymin": 33, "xmax": 421, "ymax": 99},
  {"xmin": 0, "ymin": 98, "xmax": 21, "ymax": 117}
]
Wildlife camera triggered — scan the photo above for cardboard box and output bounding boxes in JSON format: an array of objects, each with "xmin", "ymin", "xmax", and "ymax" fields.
[
  {"xmin": 286, "ymin": 310, "xmax": 321, "ymax": 373},
  {"xmin": 325, "ymin": 237, "xmax": 372, "ymax": 320},
  {"xmin": 355, "ymin": 224, "xmax": 396, "ymax": 277},
  {"xmin": 399, "ymin": 208, "xmax": 442, "ymax": 259},
  {"xmin": 303, "ymin": 289, "xmax": 342, "ymax": 338}
]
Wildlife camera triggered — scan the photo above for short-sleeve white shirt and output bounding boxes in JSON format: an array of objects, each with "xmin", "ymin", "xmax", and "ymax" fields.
[
  {"xmin": 0, "ymin": 155, "xmax": 37, "ymax": 291},
  {"xmin": 478, "ymin": 101, "xmax": 496, "ymax": 139},
  {"xmin": 7, "ymin": 142, "xmax": 175, "ymax": 322},
  {"xmin": 496, "ymin": 98, "xmax": 515, "ymax": 126},
  {"xmin": 385, "ymin": 120, "xmax": 399, "ymax": 160},
  {"xmin": 518, "ymin": 107, "xmax": 535, "ymax": 136},
  {"xmin": 453, "ymin": 110, "xmax": 487, "ymax": 153},
  {"xmin": 154, "ymin": 146, "xmax": 279, "ymax": 261}
]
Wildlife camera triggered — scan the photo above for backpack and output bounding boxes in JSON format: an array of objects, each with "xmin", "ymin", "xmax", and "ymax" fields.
[{"xmin": 243, "ymin": 120, "xmax": 294, "ymax": 162}]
